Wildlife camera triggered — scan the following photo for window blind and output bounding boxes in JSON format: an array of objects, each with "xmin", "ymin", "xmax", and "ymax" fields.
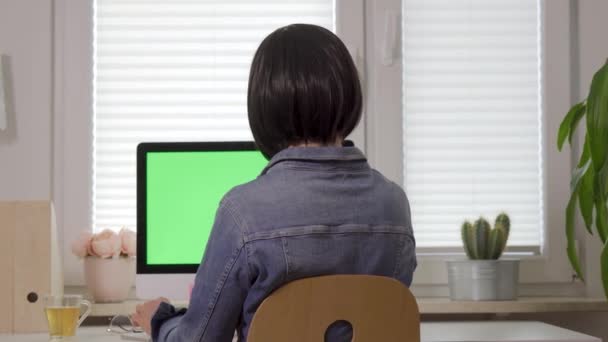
[
  {"xmin": 93, "ymin": 0, "xmax": 334, "ymax": 231},
  {"xmin": 402, "ymin": 0, "xmax": 543, "ymax": 248}
]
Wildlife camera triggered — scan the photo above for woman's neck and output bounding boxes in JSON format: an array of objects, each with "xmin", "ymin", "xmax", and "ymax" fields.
[{"xmin": 290, "ymin": 139, "xmax": 343, "ymax": 148}]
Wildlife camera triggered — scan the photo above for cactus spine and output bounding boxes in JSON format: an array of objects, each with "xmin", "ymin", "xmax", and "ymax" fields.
[{"xmin": 461, "ymin": 213, "xmax": 511, "ymax": 260}]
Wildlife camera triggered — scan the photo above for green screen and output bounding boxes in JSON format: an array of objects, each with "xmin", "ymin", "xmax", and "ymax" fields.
[{"xmin": 146, "ymin": 150, "xmax": 267, "ymax": 265}]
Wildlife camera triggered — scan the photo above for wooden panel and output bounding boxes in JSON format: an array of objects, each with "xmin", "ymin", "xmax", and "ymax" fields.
[
  {"xmin": 49, "ymin": 204, "xmax": 63, "ymax": 296},
  {"xmin": 0, "ymin": 202, "xmax": 16, "ymax": 333},
  {"xmin": 13, "ymin": 201, "xmax": 52, "ymax": 333}
]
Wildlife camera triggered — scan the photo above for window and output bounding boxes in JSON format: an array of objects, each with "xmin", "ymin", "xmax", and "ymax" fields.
[
  {"xmin": 93, "ymin": 0, "xmax": 335, "ymax": 231},
  {"xmin": 402, "ymin": 0, "xmax": 543, "ymax": 251},
  {"xmin": 365, "ymin": 0, "xmax": 572, "ymax": 284},
  {"xmin": 58, "ymin": 0, "xmax": 572, "ymax": 285}
]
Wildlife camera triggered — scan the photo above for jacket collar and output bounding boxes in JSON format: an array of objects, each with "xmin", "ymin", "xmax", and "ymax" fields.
[{"xmin": 261, "ymin": 141, "xmax": 367, "ymax": 175}]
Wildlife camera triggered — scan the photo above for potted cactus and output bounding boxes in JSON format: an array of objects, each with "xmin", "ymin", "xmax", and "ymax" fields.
[{"xmin": 447, "ymin": 213, "xmax": 519, "ymax": 301}]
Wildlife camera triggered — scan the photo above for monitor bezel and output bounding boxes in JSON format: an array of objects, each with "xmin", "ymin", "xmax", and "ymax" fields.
[{"xmin": 137, "ymin": 141, "xmax": 261, "ymax": 274}]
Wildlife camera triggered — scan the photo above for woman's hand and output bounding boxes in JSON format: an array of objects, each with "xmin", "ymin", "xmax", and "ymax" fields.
[{"xmin": 131, "ymin": 297, "xmax": 170, "ymax": 335}]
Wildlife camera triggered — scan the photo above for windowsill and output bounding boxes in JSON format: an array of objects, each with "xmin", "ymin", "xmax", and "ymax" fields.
[{"xmin": 66, "ymin": 287, "xmax": 608, "ymax": 317}]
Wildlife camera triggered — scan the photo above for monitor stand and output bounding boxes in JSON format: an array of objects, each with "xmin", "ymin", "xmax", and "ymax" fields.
[{"xmin": 136, "ymin": 273, "xmax": 195, "ymax": 301}]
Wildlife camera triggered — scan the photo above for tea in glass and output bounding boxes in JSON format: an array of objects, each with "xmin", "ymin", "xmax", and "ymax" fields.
[{"xmin": 44, "ymin": 295, "xmax": 91, "ymax": 340}]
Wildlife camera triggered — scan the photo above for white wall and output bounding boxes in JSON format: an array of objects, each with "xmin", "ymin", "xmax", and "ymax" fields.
[
  {"xmin": 562, "ymin": 1, "xmax": 608, "ymax": 339},
  {"xmin": 0, "ymin": 0, "xmax": 52, "ymax": 200},
  {"xmin": 576, "ymin": 1, "xmax": 608, "ymax": 99},
  {"xmin": 0, "ymin": 0, "xmax": 606, "ymax": 338}
]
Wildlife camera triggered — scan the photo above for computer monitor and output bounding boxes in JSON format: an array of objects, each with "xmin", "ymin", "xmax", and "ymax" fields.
[{"xmin": 136, "ymin": 142, "xmax": 267, "ymax": 300}]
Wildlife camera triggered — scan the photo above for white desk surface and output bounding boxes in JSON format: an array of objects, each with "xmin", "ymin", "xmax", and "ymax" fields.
[
  {"xmin": 422, "ymin": 322, "xmax": 601, "ymax": 342},
  {"xmin": 86, "ymin": 296, "xmax": 608, "ymax": 316},
  {"xmin": 0, "ymin": 321, "xmax": 601, "ymax": 342}
]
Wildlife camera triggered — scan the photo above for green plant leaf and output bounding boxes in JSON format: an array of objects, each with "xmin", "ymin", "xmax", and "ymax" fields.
[
  {"xmin": 586, "ymin": 60, "xmax": 608, "ymax": 173},
  {"xmin": 571, "ymin": 159, "xmax": 592, "ymax": 194},
  {"xmin": 558, "ymin": 102, "xmax": 586, "ymax": 151},
  {"xmin": 577, "ymin": 135, "xmax": 591, "ymax": 168},
  {"xmin": 575, "ymin": 136, "xmax": 594, "ymax": 234},
  {"xmin": 601, "ymin": 238, "xmax": 608, "ymax": 299},
  {"xmin": 603, "ymin": 164, "xmax": 608, "ymax": 197},
  {"xmin": 579, "ymin": 167, "xmax": 595, "ymax": 234},
  {"xmin": 566, "ymin": 191, "xmax": 585, "ymax": 282},
  {"xmin": 599, "ymin": 158, "xmax": 608, "ymax": 199},
  {"xmin": 594, "ymin": 187, "xmax": 608, "ymax": 243}
]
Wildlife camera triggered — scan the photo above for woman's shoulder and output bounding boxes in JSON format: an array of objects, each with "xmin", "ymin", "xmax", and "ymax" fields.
[
  {"xmin": 369, "ymin": 168, "xmax": 409, "ymax": 201},
  {"xmin": 222, "ymin": 173, "xmax": 272, "ymax": 204},
  {"xmin": 218, "ymin": 173, "xmax": 282, "ymax": 218}
]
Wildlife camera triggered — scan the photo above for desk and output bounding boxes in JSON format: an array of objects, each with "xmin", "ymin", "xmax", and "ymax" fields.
[
  {"xmin": 0, "ymin": 321, "xmax": 601, "ymax": 342},
  {"xmin": 421, "ymin": 322, "xmax": 601, "ymax": 342},
  {"xmin": 86, "ymin": 296, "xmax": 608, "ymax": 317}
]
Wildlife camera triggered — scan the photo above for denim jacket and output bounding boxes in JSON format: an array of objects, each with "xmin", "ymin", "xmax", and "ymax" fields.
[{"xmin": 151, "ymin": 145, "xmax": 417, "ymax": 342}]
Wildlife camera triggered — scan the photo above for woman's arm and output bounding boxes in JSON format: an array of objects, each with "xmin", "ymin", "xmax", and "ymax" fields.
[{"xmin": 150, "ymin": 198, "xmax": 253, "ymax": 342}]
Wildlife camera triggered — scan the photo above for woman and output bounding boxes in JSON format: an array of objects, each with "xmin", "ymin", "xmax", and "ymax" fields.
[{"xmin": 132, "ymin": 24, "xmax": 416, "ymax": 342}]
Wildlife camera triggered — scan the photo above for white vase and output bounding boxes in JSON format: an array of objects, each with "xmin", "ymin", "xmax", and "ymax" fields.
[
  {"xmin": 446, "ymin": 259, "xmax": 520, "ymax": 301},
  {"xmin": 84, "ymin": 256, "xmax": 135, "ymax": 303}
]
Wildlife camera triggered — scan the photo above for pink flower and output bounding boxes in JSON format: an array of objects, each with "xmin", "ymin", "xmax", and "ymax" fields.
[
  {"xmin": 71, "ymin": 232, "xmax": 92, "ymax": 258},
  {"xmin": 90, "ymin": 229, "xmax": 122, "ymax": 258},
  {"xmin": 119, "ymin": 227, "xmax": 137, "ymax": 257},
  {"xmin": 86, "ymin": 237, "xmax": 96, "ymax": 256}
]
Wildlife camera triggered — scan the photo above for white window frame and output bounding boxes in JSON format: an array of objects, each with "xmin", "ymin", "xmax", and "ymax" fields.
[
  {"xmin": 365, "ymin": 0, "xmax": 578, "ymax": 286},
  {"xmin": 53, "ymin": 0, "xmax": 364, "ymax": 286},
  {"xmin": 54, "ymin": 0, "xmax": 95, "ymax": 286}
]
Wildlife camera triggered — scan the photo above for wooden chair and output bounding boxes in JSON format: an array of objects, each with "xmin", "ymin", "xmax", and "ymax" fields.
[{"xmin": 247, "ymin": 275, "xmax": 420, "ymax": 342}]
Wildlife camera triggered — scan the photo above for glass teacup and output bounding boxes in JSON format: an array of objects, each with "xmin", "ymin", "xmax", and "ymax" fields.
[{"xmin": 44, "ymin": 295, "xmax": 92, "ymax": 340}]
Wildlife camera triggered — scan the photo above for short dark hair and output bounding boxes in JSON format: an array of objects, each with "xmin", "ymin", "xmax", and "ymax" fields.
[{"xmin": 247, "ymin": 24, "xmax": 363, "ymax": 159}]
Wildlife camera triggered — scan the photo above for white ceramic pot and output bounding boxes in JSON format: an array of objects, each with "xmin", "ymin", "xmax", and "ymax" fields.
[
  {"xmin": 84, "ymin": 257, "xmax": 135, "ymax": 303},
  {"xmin": 447, "ymin": 259, "xmax": 519, "ymax": 301}
]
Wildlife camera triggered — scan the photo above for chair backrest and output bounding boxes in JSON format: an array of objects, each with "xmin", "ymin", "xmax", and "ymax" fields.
[{"xmin": 247, "ymin": 275, "xmax": 420, "ymax": 342}]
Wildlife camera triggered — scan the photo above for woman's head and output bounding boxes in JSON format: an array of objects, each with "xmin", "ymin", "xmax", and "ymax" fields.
[{"xmin": 247, "ymin": 24, "xmax": 362, "ymax": 159}]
